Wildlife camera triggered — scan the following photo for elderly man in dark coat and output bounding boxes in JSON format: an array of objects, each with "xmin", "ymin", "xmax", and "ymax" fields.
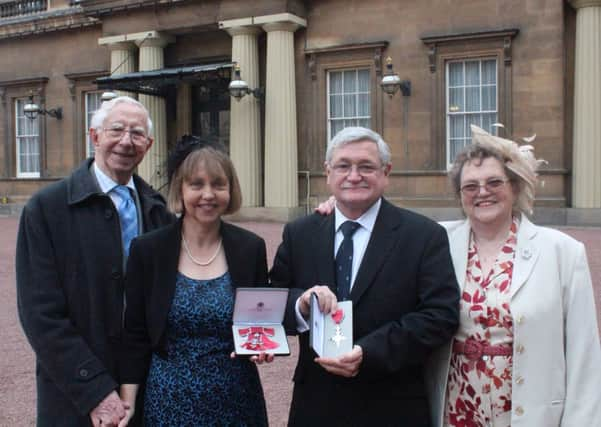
[{"xmin": 16, "ymin": 96, "xmax": 173, "ymax": 427}]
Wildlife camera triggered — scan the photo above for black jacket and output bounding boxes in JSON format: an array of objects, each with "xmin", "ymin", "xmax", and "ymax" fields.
[
  {"xmin": 270, "ymin": 199, "xmax": 460, "ymax": 427},
  {"xmin": 16, "ymin": 158, "xmax": 174, "ymax": 425},
  {"xmin": 120, "ymin": 218, "xmax": 269, "ymax": 383}
]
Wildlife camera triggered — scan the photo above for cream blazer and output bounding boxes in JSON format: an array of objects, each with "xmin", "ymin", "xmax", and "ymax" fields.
[{"xmin": 426, "ymin": 215, "xmax": 601, "ymax": 427}]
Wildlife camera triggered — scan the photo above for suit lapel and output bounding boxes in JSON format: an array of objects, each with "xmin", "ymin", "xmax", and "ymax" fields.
[
  {"xmin": 449, "ymin": 220, "xmax": 471, "ymax": 292},
  {"xmin": 155, "ymin": 219, "xmax": 182, "ymax": 340},
  {"xmin": 312, "ymin": 214, "xmax": 337, "ymax": 293},
  {"xmin": 350, "ymin": 200, "xmax": 400, "ymax": 305},
  {"xmin": 510, "ymin": 215, "xmax": 540, "ymax": 299}
]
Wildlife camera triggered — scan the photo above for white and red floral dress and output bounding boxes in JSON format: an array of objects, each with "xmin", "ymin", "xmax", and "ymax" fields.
[{"xmin": 444, "ymin": 217, "xmax": 519, "ymax": 427}]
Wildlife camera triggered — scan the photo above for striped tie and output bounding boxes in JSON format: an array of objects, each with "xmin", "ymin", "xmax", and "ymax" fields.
[
  {"xmin": 113, "ymin": 185, "xmax": 138, "ymax": 259},
  {"xmin": 335, "ymin": 221, "xmax": 360, "ymax": 301}
]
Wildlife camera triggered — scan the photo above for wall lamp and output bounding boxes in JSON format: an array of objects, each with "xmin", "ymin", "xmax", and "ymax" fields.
[
  {"xmin": 101, "ymin": 91, "xmax": 118, "ymax": 102},
  {"xmin": 380, "ymin": 57, "xmax": 411, "ymax": 97},
  {"xmin": 23, "ymin": 93, "xmax": 62, "ymax": 120},
  {"xmin": 228, "ymin": 63, "xmax": 264, "ymax": 101}
]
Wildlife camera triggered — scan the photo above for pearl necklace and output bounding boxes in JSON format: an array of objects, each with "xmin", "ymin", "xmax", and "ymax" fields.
[{"xmin": 181, "ymin": 234, "xmax": 222, "ymax": 266}]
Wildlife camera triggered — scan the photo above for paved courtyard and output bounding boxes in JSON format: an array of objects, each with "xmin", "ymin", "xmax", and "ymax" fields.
[{"xmin": 1, "ymin": 215, "xmax": 600, "ymax": 426}]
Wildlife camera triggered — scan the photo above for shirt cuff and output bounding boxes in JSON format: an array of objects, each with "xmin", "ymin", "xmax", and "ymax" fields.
[{"xmin": 295, "ymin": 297, "xmax": 309, "ymax": 333}]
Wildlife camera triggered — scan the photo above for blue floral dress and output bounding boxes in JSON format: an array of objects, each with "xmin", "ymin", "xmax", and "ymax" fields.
[{"xmin": 144, "ymin": 272, "xmax": 268, "ymax": 426}]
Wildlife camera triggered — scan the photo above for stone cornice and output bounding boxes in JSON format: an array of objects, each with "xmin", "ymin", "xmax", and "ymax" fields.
[
  {"xmin": 78, "ymin": 0, "xmax": 195, "ymax": 17},
  {"xmin": 0, "ymin": 76, "xmax": 48, "ymax": 88},
  {"xmin": 0, "ymin": 7, "xmax": 99, "ymax": 41}
]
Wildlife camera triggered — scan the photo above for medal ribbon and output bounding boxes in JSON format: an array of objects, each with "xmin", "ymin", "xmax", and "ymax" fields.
[{"xmin": 238, "ymin": 326, "xmax": 279, "ymax": 351}]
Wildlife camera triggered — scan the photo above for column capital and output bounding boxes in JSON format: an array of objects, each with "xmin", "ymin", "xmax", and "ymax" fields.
[
  {"xmin": 224, "ymin": 25, "xmax": 263, "ymax": 38},
  {"xmin": 127, "ymin": 30, "xmax": 175, "ymax": 48},
  {"xmin": 261, "ymin": 21, "xmax": 302, "ymax": 33},
  {"xmin": 570, "ymin": 0, "xmax": 601, "ymax": 9}
]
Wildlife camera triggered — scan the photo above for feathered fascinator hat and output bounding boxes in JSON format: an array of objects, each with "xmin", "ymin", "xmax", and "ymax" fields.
[
  {"xmin": 469, "ymin": 124, "xmax": 546, "ymax": 214},
  {"xmin": 167, "ymin": 134, "xmax": 224, "ymax": 184}
]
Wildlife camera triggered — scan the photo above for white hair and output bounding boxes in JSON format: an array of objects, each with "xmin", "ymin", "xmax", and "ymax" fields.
[
  {"xmin": 90, "ymin": 96, "xmax": 153, "ymax": 136},
  {"xmin": 326, "ymin": 127, "xmax": 391, "ymax": 165}
]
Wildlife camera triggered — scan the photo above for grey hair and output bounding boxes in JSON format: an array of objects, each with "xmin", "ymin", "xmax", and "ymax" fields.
[
  {"xmin": 90, "ymin": 96, "xmax": 153, "ymax": 136},
  {"xmin": 326, "ymin": 127, "xmax": 391, "ymax": 165}
]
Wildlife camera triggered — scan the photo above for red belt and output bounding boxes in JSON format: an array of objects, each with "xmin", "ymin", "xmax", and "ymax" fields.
[{"xmin": 453, "ymin": 338, "xmax": 512, "ymax": 360}]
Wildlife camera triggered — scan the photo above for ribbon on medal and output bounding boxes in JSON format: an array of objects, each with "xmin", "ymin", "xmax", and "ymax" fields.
[
  {"xmin": 238, "ymin": 326, "xmax": 279, "ymax": 351},
  {"xmin": 330, "ymin": 309, "xmax": 346, "ymax": 348}
]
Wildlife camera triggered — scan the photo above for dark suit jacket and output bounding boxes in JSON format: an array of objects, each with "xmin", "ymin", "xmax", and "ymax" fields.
[
  {"xmin": 15, "ymin": 158, "xmax": 173, "ymax": 426},
  {"xmin": 270, "ymin": 199, "xmax": 459, "ymax": 427},
  {"xmin": 120, "ymin": 218, "xmax": 269, "ymax": 383}
]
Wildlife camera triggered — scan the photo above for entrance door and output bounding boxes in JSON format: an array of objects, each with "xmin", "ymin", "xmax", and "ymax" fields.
[{"xmin": 191, "ymin": 85, "xmax": 230, "ymax": 151}]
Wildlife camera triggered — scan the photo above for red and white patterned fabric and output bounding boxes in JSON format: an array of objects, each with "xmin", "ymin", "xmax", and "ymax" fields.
[{"xmin": 445, "ymin": 217, "xmax": 519, "ymax": 427}]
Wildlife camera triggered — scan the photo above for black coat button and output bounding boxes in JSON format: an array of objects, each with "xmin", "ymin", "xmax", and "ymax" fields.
[
  {"xmin": 111, "ymin": 270, "xmax": 122, "ymax": 280},
  {"xmin": 104, "ymin": 209, "xmax": 113, "ymax": 219},
  {"xmin": 79, "ymin": 369, "xmax": 88, "ymax": 378}
]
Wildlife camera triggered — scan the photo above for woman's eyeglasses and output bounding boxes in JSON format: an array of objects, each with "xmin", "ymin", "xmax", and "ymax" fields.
[{"xmin": 460, "ymin": 178, "xmax": 510, "ymax": 196}]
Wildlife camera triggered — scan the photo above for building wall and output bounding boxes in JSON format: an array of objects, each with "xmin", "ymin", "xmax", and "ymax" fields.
[{"xmin": 0, "ymin": 0, "xmax": 573, "ymax": 209}]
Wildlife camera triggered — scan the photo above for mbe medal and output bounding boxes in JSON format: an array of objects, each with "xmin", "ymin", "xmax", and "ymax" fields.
[{"xmin": 329, "ymin": 309, "xmax": 347, "ymax": 348}]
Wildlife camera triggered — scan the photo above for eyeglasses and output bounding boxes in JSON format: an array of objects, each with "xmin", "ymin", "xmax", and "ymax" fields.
[
  {"xmin": 102, "ymin": 125, "xmax": 149, "ymax": 146},
  {"xmin": 330, "ymin": 162, "xmax": 383, "ymax": 177},
  {"xmin": 460, "ymin": 178, "xmax": 510, "ymax": 196}
]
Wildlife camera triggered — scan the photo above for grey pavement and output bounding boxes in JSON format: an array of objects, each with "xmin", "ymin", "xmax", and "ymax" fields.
[{"xmin": 1, "ymin": 215, "xmax": 600, "ymax": 426}]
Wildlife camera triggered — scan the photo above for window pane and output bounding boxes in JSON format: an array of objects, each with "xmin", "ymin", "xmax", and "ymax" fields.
[
  {"xmin": 482, "ymin": 86, "xmax": 496, "ymax": 111},
  {"xmin": 330, "ymin": 94, "xmax": 343, "ymax": 118},
  {"xmin": 449, "ymin": 115, "xmax": 465, "ymax": 138},
  {"xmin": 343, "ymin": 70, "xmax": 356, "ymax": 92},
  {"xmin": 358, "ymin": 118, "xmax": 370, "ymax": 128},
  {"xmin": 465, "ymin": 61, "xmax": 480, "ymax": 85},
  {"xmin": 465, "ymin": 87, "xmax": 480, "ymax": 112},
  {"xmin": 449, "ymin": 88, "xmax": 464, "ymax": 112},
  {"xmin": 448, "ymin": 62, "xmax": 463, "ymax": 87},
  {"xmin": 330, "ymin": 71, "xmax": 343, "ymax": 94},
  {"xmin": 358, "ymin": 69, "xmax": 370, "ymax": 92},
  {"xmin": 482, "ymin": 60, "xmax": 497, "ymax": 85},
  {"xmin": 482, "ymin": 113, "xmax": 497, "ymax": 134},
  {"xmin": 344, "ymin": 94, "xmax": 356, "ymax": 117},
  {"xmin": 330, "ymin": 120, "xmax": 344, "ymax": 139},
  {"xmin": 466, "ymin": 114, "xmax": 482, "ymax": 129},
  {"xmin": 357, "ymin": 93, "xmax": 370, "ymax": 116}
]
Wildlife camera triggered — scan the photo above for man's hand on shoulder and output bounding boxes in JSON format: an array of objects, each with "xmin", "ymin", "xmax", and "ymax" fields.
[
  {"xmin": 314, "ymin": 196, "xmax": 336, "ymax": 216},
  {"xmin": 90, "ymin": 391, "xmax": 128, "ymax": 427},
  {"xmin": 315, "ymin": 345, "xmax": 363, "ymax": 378}
]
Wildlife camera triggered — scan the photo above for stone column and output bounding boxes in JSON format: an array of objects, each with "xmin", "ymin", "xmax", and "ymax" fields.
[
  {"xmin": 222, "ymin": 23, "xmax": 263, "ymax": 206},
  {"xmin": 257, "ymin": 14, "xmax": 306, "ymax": 207},
  {"xmin": 176, "ymin": 83, "xmax": 192, "ymax": 139},
  {"xmin": 132, "ymin": 31, "xmax": 174, "ymax": 190},
  {"xmin": 98, "ymin": 39, "xmax": 137, "ymax": 98},
  {"xmin": 570, "ymin": 0, "xmax": 601, "ymax": 207}
]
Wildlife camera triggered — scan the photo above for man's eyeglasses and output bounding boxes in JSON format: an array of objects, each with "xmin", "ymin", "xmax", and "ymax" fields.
[
  {"xmin": 102, "ymin": 125, "xmax": 149, "ymax": 146},
  {"xmin": 460, "ymin": 178, "xmax": 510, "ymax": 196},
  {"xmin": 330, "ymin": 163, "xmax": 382, "ymax": 177}
]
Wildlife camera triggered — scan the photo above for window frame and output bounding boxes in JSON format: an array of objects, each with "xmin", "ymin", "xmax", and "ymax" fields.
[
  {"xmin": 326, "ymin": 67, "xmax": 372, "ymax": 142},
  {"xmin": 15, "ymin": 97, "xmax": 41, "ymax": 178},
  {"xmin": 84, "ymin": 90, "xmax": 103, "ymax": 158},
  {"xmin": 445, "ymin": 57, "xmax": 499, "ymax": 167},
  {"xmin": 421, "ymin": 29, "xmax": 518, "ymax": 169}
]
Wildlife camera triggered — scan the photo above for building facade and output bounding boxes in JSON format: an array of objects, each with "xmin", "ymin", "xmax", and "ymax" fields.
[{"xmin": 0, "ymin": 0, "xmax": 599, "ymax": 222}]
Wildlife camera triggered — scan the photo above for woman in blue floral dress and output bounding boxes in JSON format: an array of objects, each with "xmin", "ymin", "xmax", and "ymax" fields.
[{"xmin": 120, "ymin": 135, "xmax": 270, "ymax": 426}]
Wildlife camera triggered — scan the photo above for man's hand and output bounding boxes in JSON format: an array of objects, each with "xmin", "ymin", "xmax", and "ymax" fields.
[
  {"xmin": 90, "ymin": 391, "xmax": 128, "ymax": 427},
  {"xmin": 315, "ymin": 345, "xmax": 363, "ymax": 378},
  {"xmin": 315, "ymin": 196, "xmax": 336, "ymax": 216},
  {"xmin": 299, "ymin": 285, "xmax": 337, "ymax": 317}
]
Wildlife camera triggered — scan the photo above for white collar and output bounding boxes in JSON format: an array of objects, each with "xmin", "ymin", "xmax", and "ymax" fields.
[
  {"xmin": 334, "ymin": 198, "xmax": 381, "ymax": 233},
  {"xmin": 93, "ymin": 161, "xmax": 136, "ymax": 194}
]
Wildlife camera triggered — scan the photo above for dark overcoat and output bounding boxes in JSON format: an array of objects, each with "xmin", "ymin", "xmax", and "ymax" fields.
[
  {"xmin": 16, "ymin": 158, "xmax": 174, "ymax": 426},
  {"xmin": 270, "ymin": 199, "xmax": 460, "ymax": 427}
]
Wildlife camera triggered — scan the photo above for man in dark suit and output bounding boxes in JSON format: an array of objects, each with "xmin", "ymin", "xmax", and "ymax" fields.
[
  {"xmin": 270, "ymin": 127, "xmax": 459, "ymax": 426},
  {"xmin": 16, "ymin": 96, "xmax": 173, "ymax": 427}
]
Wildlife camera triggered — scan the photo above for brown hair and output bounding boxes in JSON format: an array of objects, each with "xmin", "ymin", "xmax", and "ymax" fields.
[{"xmin": 167, "ymin": 145, "xmax": 242, "ymax": 215}]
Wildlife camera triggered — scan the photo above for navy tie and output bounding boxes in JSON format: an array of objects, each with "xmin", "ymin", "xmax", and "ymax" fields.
[
  {"xmin": 335, "ymin": 221, "xmax": 360, "ymax": 301},
  {"xmin": 113, "ymin": 185, "xmax": 138, "ymax": 259}
]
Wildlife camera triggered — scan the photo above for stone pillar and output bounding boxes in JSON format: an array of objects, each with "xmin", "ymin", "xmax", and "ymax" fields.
[
  {"xmin": 133, "ymin": 31, "xmax": 174, "ymax": 190},
  {"xmin": 257, "ymin": 14, "xmax": 306, "ymax": 207},
  {"xmin": 570, "ymin": 0, "xmax": 601, "ymax": 207},
  {"xmin": 223, "ymin": 24, "xmax": 263, "ymax": 206},
  {"xmin": 98, "ymin": 39, "xmax": 137, "ymax": 98},
  {"xmin": 176, "ymin": 83, "xmax": 192, "ymax": 139}
]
